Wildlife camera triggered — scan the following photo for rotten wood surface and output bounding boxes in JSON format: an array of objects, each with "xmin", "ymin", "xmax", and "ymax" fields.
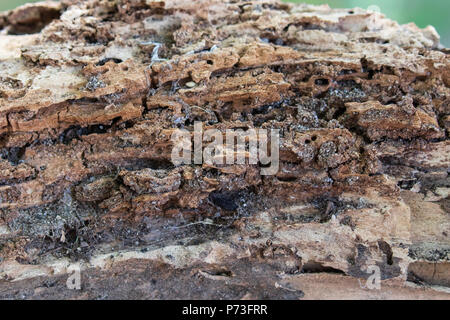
[{"xmin": 0, "ymin": 0, "xmax": 449, "ymax": 299}]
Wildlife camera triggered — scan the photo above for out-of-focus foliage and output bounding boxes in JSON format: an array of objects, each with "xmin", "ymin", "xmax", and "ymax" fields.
[
  {"xmin": 0, "ymin": 0, "xmax": 39, "ymax": 11},
  {"xmin": 1, "ymin": 0, "xmax": 449, "ymax": 46}
]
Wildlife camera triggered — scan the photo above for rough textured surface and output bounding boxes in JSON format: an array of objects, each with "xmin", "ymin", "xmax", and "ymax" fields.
[{"xmin": 0, "ymin": 0, "xmax": 449, "ymax": 299}]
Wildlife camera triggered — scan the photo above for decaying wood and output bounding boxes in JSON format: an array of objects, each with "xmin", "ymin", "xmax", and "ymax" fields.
[{"xmin": 0, "ymin": 0, "xmax": 449, "ymax": 299}]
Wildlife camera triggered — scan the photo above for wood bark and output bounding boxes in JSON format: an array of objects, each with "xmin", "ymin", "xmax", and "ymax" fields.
[{"xmin": 0, "ymin": 0, "xmax": 449, "ymax": 299}]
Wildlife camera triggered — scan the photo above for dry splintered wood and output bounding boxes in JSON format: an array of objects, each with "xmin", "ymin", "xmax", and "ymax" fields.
[{"xmin": 0, "ymin": 0, "xmax": 449, "ymax": 299}]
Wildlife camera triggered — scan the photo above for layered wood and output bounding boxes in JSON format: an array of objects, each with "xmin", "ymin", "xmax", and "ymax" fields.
[{"xmin": 0, "ymin": 0, "xmax": 448, "ymax": 299}]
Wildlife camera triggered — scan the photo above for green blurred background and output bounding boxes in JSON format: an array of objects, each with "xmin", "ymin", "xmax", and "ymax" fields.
[{"xmin": 1, "ymin": 0, "xmax": 449, "ymax": 46}]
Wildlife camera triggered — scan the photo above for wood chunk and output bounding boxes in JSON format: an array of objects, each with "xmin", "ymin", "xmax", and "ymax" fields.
[{"xmin": 0, "ymin": 0, "xmax": 448, "ymax": 299}]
